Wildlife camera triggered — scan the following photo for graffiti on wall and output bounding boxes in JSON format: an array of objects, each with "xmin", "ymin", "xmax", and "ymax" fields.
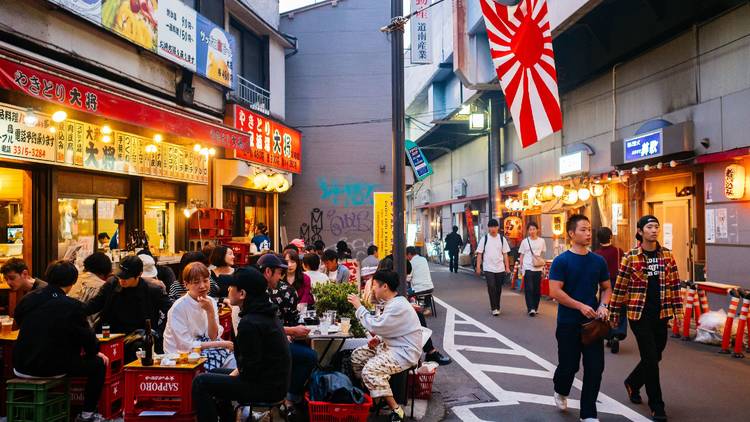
[
  {"xmin": 327, "ymin": 209, "xmax": 372, "ymax": 236},
  {"xmin": 318, "ymin": 177, "xmax": 379, "ymax": 208},
  {"xmin": 299, "ymin": 208, "xmax": 324, "ymax": 244},
  {"xmin": 298, "ymin": 207, "xmax": 373, "ymax": 260}
]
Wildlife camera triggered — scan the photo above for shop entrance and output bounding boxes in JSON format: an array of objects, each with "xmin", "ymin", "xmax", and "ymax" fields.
[
  {"xmin": 650, "ymin": 199, "xmax": 691, "ymax": 279},
  {"xmin": 0, "ymin": 167, "xmax": 26, "ymax": 264}
]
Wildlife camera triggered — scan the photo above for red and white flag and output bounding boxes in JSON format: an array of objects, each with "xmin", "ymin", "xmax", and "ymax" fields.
[{"xmin": 480, "ymin": 0, "xmax": 562, "ymax": 148}]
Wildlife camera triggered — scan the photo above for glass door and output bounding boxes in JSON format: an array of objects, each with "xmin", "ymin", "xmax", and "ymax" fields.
[{"xmin": 144, "ymin": 200, "xmax": 176, "ymax": 255}]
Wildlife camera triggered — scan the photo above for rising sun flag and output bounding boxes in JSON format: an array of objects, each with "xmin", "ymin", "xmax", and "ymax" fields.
[{"xmin": 480, "ymin": 0, "xmax": 563, "ymax": 148}]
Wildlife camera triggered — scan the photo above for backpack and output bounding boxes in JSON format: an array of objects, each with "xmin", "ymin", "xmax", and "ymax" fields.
[{"xmin": 309, "ymin": 370, "xmax": 366, "ymax": 404}]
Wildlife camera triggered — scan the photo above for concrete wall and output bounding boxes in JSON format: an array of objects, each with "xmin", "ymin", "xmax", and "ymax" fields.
[
  {"xmin": 239, "ymin": 0, "xmax": 280, "ymax": 29},
  {"xmin": 280, "ymin": 0, "xmax": 391, "ymax": 260},
  {"xmin": 269, "ymin": 37, "xmax": 287, "ymax": 119}
]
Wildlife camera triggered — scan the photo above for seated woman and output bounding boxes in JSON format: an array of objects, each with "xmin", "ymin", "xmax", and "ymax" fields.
[
  {"xmin": 283, "ymin": 249, "xmax": 314, "ymax": 307},
  {"xmin": 164, "ymin": 262, "xmax": 235, "ymax": 371},
  {"xmin": 347, "ymin": 271, "xmax": 422, "ymax": 422},
  {"xmin": 209, "ymin": 246, "xmax": 235, "ymax": 298}
]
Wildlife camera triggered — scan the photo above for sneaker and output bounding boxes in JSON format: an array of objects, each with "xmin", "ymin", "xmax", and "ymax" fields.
[
  {"xmin": 554, "ymin": 392, "xmax": 568, "ymax": 411},
  {"xmin": 74, "ymin": 413, "xmax": 105, "ymax": 422},
  {"xmin": 624, "ymin": 381, "xmax": 643, "ymax": 404},
  {"xmin": 425, "ymin": 350, "xmax": 453, "ymax": 366},
  {"xmin": 492, "ymin": 309, "xmax": 500, "ymax": 316},
  {"xmin": 389, "ymin": 406, "xmax": 405, "ymax": 421},
  {"xmin": 651, "ymin": 409, "xmax": 667, "ymax": 421},
  {"xmin": 528, "ymin": 309, "xmax": 537, "ymax": 317}
]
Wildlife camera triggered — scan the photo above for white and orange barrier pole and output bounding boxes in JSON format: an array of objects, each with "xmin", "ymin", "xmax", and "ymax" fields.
[
  {"xmin": 692, "ymin": 286, "xmax": 703, "ymax": 326},
  {"xmin": 672, "ymin": 283, "xmax": 688, "ymax": 338},
  {"xmin": 733, "ymin": 296, "xmax": 750, "ymax": 358},
  {"xmin": 698, "ymin": 288, "xmax": 711, "ymax": 314},
  {"xmin": 719, "ymin": 291, "xmax": 741, "ymax": 354},
  {"xmin": 681, "ymin": 284, "xmax": 696, "ymax": 340}
]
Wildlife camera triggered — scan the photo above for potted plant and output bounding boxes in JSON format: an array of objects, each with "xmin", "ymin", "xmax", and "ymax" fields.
[{"xmin": 312, "ymin": 282, "xmax": 367, "ymax": 338}]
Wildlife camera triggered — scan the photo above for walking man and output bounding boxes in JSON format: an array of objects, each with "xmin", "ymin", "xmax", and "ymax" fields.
[
  {"xmin": 444, "ymin": 226, "xmax": 463, "ymax": 273},
  {"xmin": 548, "ymin": 214, "xmax": 611, "ymax": 422},
  {"xmin": 475, "ymin": 219, "xmax": 511, "ymax": 316},
  {"xmin": 610, "ymin": 216, "xmax": 683, "ymax": 422},
  {"xmin": 518, "ymin": 222, "xmax": 546, "ymax": 316}
]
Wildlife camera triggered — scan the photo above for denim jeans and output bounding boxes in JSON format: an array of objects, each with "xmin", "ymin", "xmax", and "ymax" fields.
[
  {"xmin": 288, "ymin": 342, "xmax": 318, "ymax": 403},
  {"xmin": 68, "ymin": 355, "xmax": 106, "ymax": 413},
  {"xmin": 448, "ymin": 251, "xmax": 459, "ymax": 272},
  {"xmin": 193, "ymin": 368, "xmax": 277, "ymax": 422},
  {"xmin": 553, "ymin": 323, "xmax": 604, "ymax": 419}
]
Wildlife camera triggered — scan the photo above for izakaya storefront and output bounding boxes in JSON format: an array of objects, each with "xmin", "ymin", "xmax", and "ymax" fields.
[{"xmin": 0, "ymin": 48, "xmax": 252, "ymax": 276}]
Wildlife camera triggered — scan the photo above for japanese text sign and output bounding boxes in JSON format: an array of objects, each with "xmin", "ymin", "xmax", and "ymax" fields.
[
  {"xmin": 373, "ymin": 192, "xmax": 394, "ymax": 258},
  {"xmin": 405, "ymin": 139, "xmax": 433, "ymax": 181},
  {"xmin": 410, "ymin": 0, "xmax": 431, "ymax": 64},
  {"xmin": 624, "ymin": 129, "xmax": 663, "ymax": 163},
  {"xmin": 231, "ymin": 104, "xmax": 302, "ymax": 174}
]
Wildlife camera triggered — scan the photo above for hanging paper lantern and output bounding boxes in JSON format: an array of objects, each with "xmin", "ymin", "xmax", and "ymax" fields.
[
  {"xmin": 563, "ymin": 189, "xmax": 578, "ymax": 205},
  {"xmin": 578, "ymin": 187, "xmax": 591, "ymax": 201},
  {"xmin": 504, "ymin": 216, "xmax": 523, "ymax": 240},
  {"xmin": 725, "ymin": 164, "xmax": 746, "ymax": 200},
  {"xmin": 590, "ymin": 184, "xmax": 605, "ymax": 197},
  {"xmin": 553, "ymin": 185, "xmax": 565, "ymax": 198},
  {"xmin": 542, "ymin": 185, "xmax": 554, "ymax": 201}
]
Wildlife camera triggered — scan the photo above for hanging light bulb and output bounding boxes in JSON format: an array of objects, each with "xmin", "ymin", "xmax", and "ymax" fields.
[
  {"xmin": 200, "ymin": 148, "xmax": 209, "ymax": 156},
  {"xmin": 657, "ymin": 162, "xmax": 664, "ymax": 169},
  {"xmin": 194, "ymin": 144, "xmax": 202, "ymax": 152},
  {"xmin": 553, "ymin": 185, "xmax": 565, "ymax": 198},
  {"xmin": 51, "ymin": 110, "xmax": 67, "ymax": 123},
  {"xmin": 670, "ymin": 160, "xmax": 678, "ymax": 168},
  {"xmin": 101, "ymin": 125, "xmax": 112, "ymax": 135},
  {"xmin": 578, "ymin": 187, "xmax": 591, "ymax": 201},
  {"xmin": 253, "ymin": 173, "xmax": 269, "ymax": 189},
  {"xmin": 153, "ymin": 134, "xmax": 163, "ymax": 143},
  {"xmin": 644, "ymin": 164, "xmax": 651, "ymax": 172},
  {"xmin": 23, "ymin": 108, "xmax": 38, "ymax": 126},
  {"xmin": 631, "ymin": 167, "xmax": 638, "ymax": 175}
]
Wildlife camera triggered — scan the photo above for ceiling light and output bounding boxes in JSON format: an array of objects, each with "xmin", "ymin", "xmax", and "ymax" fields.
[
  {"xmin": 553, "ymin": 185, "xmax": 565, "ymax": 198},
  {"xmin": 644, "ymin": 164, "xmax": 651, "ymax": 171},
  {"xmin": 631, "ymin": 167, "xmax": 638, "ymax": 175},
  {"xmin": 51, "ymin": 110, "xmax": 67, "ymax": 123},
  {"xmin": 101, "ymin": 125, "xmax": 112, "ymax": 135},
  {"xmin": 23, "ymin": 108, "xmax": 38, "ymax": 126},
  {"xmin": 153, "ymin": 134, "xmax": 163, "ymax": 143},
  {"xmin": 670, "ymin": 160, "xmax": 678, "ymax": 168}
]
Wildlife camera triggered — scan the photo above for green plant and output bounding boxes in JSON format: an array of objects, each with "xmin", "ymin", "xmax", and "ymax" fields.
[{"xmin": 313, "ymin": 283, "xmax": 366, "ymax": 338}]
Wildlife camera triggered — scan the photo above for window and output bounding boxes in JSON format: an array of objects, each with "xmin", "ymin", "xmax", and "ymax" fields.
[
  {"xmin": 58, "ymin": 198, "xmax": 125, "ymax": 262},
  {"xmin": 0, "ymin": 167, "xmax": 26, "ymax": 262},
  {"xmin": 230, "ymin": 19, "xmax": 269, "ymax": 89},
  {"xmin": 198, "ymin": 0, "xmax": 224, "ymax": 27}
]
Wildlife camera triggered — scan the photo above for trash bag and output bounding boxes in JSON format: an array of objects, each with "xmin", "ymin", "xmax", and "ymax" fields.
[
  {"xmin": 695, "ymin": 309, "xmax": 726, "ymax": 345},
  {"xmin": 309, "ymin": 370, "xmax": 366, "ymax": 404}
]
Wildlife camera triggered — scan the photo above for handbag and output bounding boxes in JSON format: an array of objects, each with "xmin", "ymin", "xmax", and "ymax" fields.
[
  {"xmin": 581, "ymin": 319, "xmax": 611, "ymax": 346},
  {"xmin": 309, "ymin": 370, "xmax": 366, "ymax": 404},
  {"xmin": 527, "ymin": 238, "xmax": 546, "ymax": 267}
]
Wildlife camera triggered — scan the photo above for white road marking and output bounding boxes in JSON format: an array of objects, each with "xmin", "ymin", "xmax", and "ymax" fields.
[{"xmin": 435, "ymin": 296, "xmax": 650, "ymax": 422}]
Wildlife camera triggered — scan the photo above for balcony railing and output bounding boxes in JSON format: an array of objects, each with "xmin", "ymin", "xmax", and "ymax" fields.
[{"xmin": 233, "ymin": 75, "xmax": 270, "ymax": 115}]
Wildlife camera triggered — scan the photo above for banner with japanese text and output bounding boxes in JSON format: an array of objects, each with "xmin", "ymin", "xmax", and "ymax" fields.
[
  {"xmin": 48, "ymin": 0, "xmax": 234, "ymax": 88},
  {"xmin": 0, "ymin": 102, "xmax": 207, "ymax": 184},
  {"xmin": 373, "ymin": 192, "xmax": 394, "ymax": 258},
  {"xmin": 231, "ymin": 104, "xmax": 302, "ymax": 174},
  {"xmin": 410, "ymin": 0, "xmax": 431, "ymax": 64}
]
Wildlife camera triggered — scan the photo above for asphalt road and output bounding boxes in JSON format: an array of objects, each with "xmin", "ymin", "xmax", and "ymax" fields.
[{"xmin": 424, "ymin": 264, "xmax": 750, "ymax": 422}]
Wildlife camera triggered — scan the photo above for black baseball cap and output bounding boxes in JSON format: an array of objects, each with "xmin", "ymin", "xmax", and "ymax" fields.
[
  {"xmin": 228, "ymin": 267, "xmax": 268, "ymax": 296},
  {"xmin": 256, "ymin": 253, "xmax": 288, "ymax": 270},
  {"xmin": 636, "ymin": 215, "xmax": 660, "ymax": 241},
  {"xmin": 116, "ymin": 256, "xmax": 143, "ymax": 279}
]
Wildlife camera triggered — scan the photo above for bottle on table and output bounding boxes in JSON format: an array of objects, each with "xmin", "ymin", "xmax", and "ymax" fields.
[{"xmin": 142, "ymin": 319, "xmax": 154, "ymax": 366}]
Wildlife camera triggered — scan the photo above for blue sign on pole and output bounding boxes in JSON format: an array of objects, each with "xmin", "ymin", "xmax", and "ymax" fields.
[
  {"xmin": 405, "ymin": 140, "xmax": 433, "ymax": 181},
  {"xmin": 624, "ymin": 129, "xmax": 663, "ymax": 163}
]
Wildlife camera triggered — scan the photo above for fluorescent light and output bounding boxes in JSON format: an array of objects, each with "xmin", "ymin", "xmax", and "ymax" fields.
[{"xmin": 469, "ymin": 112, "xmax": 486, "ymax": 130}]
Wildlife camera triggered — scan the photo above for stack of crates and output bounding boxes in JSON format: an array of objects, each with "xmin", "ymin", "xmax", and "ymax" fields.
[
  {"xmin": 188, "ymin": 208, "xmax": 233, "ymax": 250},
  {"xmin": 6, "ymin": 378, "xmax": 69, "ymax": 422},
  {"xmin": 70, "ymin": 337, "xmax": 125, "ymax": 420}
]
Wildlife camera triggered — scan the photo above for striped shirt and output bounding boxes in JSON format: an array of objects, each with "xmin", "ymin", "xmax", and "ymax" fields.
[{"xmin": 609, "ymin": 245, "xmax": 683, "ymax": 322}]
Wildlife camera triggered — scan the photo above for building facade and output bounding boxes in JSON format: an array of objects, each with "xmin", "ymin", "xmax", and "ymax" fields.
[
  {"xmin": 406, "ymin": 0, "xmax": 750, "ymax": 288},
  {"xmin": 0, "ymin": 0, "xmax": 299, "ymax": 276},
  {"xmin": 279, "ymin": 0, "xmax": 392, "ymax": 260}
]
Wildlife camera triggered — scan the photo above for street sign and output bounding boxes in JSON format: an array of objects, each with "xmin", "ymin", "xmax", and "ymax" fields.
[
  {"xmin": 623, "ymin": 129, "xmax": 663, "ymax": 163},
  {"xmin": 405, "ymin": 140, "xmax": 433, "ymax": 181}
]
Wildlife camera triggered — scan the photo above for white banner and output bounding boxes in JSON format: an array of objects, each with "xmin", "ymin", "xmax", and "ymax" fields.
[
  {"xmin": 410, "ymin": 0, "xmax": 431, "ymax": 64},
  {"xmin": 157, "ymin": 0, "xmax": 198, "ymax": 72}
]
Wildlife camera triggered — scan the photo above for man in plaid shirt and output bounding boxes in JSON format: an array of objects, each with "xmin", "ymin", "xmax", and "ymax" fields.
[{"xmin": 609, "ymin": 215, "xmax": 683, "ymax": 422}]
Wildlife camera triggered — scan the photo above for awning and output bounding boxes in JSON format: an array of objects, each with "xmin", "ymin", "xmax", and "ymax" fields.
[
  {"xmin": 416, "ymin": 194, "xmax": 488, "ymax": 209},
  {"xmin": 695, "ymin": 147, "xmax": 750, "ymax": 164},
  {"xmin": 0, "ymin": 46, "xmax": 252, "ymax": 152}
]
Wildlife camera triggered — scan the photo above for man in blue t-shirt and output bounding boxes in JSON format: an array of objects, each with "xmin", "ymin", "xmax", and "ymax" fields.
[{"xmin": 548, "ymin": 214, "xmax": 612, "ymax": 422}]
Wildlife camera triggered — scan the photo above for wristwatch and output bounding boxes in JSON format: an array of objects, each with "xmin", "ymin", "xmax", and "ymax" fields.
[{"xmin": 599, "ymin": 303, "xmax": 609, "ymax": 309}]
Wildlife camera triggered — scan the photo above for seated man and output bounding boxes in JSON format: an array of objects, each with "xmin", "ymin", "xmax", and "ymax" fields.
[
  {"xmin": 1, "ymin": 258, "xmax": 46, "ymax": 295},
  {"xmin": 14, "ymin": 261, "xmax": 109, "ymax": 422},
  {"xmin": 69, "ymin": 252, "xmax": 113, "ymax": 328},
  {"xmin": 347, "ymin": 271, "xmax": 423, "ymax": 422},
  {"xmin": 406, "ymin": 247, "xmax": 434, "ymax": 314},
  {"xmin": 84, "ymin": 256, "xmax": 172, "ymax": 361},
  {"xmin": 321, "ymin": 249, "xmax": 350, "ymax": 283},
  {"xmin": 192, "ymin": 268, "xmax": 291, "ymax": 422}
]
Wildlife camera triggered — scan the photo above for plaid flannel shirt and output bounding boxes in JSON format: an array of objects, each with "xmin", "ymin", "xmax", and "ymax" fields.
[{"xmin": 609, "ymin": 245, "xmax": 683, "ymax": 322}]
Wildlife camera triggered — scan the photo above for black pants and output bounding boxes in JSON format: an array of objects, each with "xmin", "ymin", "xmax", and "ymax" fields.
[
  {"xmin": 69, "ymin": 355, "xmax": 106, "ymax": 413},
  {"xmin": 193, "ymin": 368, "xmax": 281, "ymax": 422},
  {"xmin": 417, "ymin": 311, "xmax": 434, "ymax": 353},
  {"xmin": 448, "ymin": 250, "xmax": 459, "ymax": 272},
  {"xmin": 626, "ymin": 316, "xmax": 669, "ymax": 413},
  {"xmin": 553, "ymin": 323, "xmax": 604, "ymax": 420},
  {"xmin": 484, "ymin": 272, "xmax": 506, "ymax": 311},
  {"xmin": 523, "ymin": 270, "xmax": 543, "ymax": 312}
]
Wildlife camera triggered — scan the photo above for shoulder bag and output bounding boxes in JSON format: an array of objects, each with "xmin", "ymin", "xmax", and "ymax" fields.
[{"xmin": 527, "ymin": 238, "xmax": 546, "ymax": 268}]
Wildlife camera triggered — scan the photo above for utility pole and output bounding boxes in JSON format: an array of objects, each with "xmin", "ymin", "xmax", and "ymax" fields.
[{"xmin": 390, "ymin": 0, "xmax": 407, "ymax": 296}]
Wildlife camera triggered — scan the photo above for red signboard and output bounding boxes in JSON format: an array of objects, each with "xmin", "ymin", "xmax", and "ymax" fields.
[
  {"xmin": 231, "ymin": 104, "xmax": 302, "ymax": 174},
  {"xmin": 0, "ymin": 52, "xmax": 251, "ymax": 151}
]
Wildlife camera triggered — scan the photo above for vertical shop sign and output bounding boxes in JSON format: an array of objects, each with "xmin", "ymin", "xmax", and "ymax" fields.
[
  {"xmin": 232, "ymin": 104, "xmax": 302, "ymax": 174},
  {"xmin": 410, "ymin": 0, "xmax": 431, "ymax": 64},
  {"xmin": 373, "ymin": 192, "xmax": 394, "ymax": 257},
  {"xmin": 611, "ymin": 203, "xmax": 623, "ymax": 236},
  {"xmin": 464, "ymin": 206, "xmax": 477, "ymax": 251},
  {"xmin": 405, "ymin": 139, "xmax": 433, "ymax": 181}
]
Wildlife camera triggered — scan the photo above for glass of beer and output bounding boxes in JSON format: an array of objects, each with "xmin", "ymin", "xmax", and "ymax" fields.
[
  {"xmin": 192, "ymin": 341, "xmax": 202, "ymax": 355},
  {"xmin": 339, "ymin": 317, "xmax": 351, "ymax": 335},
  {"xmin": 1, "ymin": 318, "xmax": 13, "ymax": 334}
]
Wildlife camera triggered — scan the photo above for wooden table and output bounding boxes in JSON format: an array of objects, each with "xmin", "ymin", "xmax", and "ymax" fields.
[{"xmin": 123, "ymin": 358, "xmax": 205, "ymax": 421}]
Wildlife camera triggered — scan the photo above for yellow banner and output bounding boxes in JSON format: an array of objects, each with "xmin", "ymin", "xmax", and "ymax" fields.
[{"xmin": 373, "ymin": 192, "xmax": 394, "ymax": 258}]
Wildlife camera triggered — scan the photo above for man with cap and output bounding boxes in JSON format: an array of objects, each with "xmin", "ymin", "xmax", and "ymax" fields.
[
  {"xmin": 84, "ymin": 255, "xmax": 172, "ymax": 361},
  {"xmin": 475, "ymin": 218, "xmax": 511, "ymax": 316},
  {"xmin": 192, "ymin": 267, "xmax": 291, "ymax": 422},
  {"xmin": 256, "ymin": 253, "xmax": 318, "ymax": 420},
  {"xmin": 609, "ymin": 215, "xmax": 683, "ymax": 422}
]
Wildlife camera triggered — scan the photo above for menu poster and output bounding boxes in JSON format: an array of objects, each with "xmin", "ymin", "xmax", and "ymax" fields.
[
  {"xmin": 706, "ymin": 209, "xmax": 716, "ymax": 243},
  {"xmin": 196, "ymin": 14, "xmax": 234, "ymax": 88},
  {"xmin": 157, "ymin": 0, "xmax": 197, "ymax": 72},
  {"xmin": 101, "ymin": 0, "xmax": 158, "ymax": 52},
  {"xmin": 0, "ymin": 105, "xmax": 56, "ymax": 163},
  {"xmin": 49, "ymin": 0, "xmax": 102, "ymax": 24}
]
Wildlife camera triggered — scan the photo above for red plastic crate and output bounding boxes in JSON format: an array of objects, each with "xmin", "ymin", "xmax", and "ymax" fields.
[
  {"xmin": 306, "ymin": 392, "xmax": 372, "ymax": 422},
  {"xmin": 219, "ymin": 308, "xmax": 233, "ymax": 340},
  {"xmin": 123, "ymin": 362, "xmax": 204, "ymax": 418},
  {"xmin": 124, "ymin": 414, "xmax": 196, "ymax": 421},
  {"xmin": 71, "ymin": 373, "xmax": 124, "ymax": 419},
  {"xmin": 99, "ymin": 336, "xmax": 125, "ymax": 378},
  {"xmin": 407, "ymin": 370, "xmax": 436, "ymax": 400}
]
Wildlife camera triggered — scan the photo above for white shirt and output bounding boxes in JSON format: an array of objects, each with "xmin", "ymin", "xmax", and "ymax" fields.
[
  {"xmin": 305, "ymin": 270, "xmax": 329, "ymax": 288},
  {"xmin": 409, "ymin": 255, "xmax": 433, "ymax": 293},
  {"xmin": 476, "ymin": 233, "xmax": 511, "ymax": 273},
  {"xmin": 518, "ymin": 236, "xmax": 547, "ymax": 272},
  {"xmin": 355, "ymin": 296, "xmax": 422, "ymax": 369},
  {"xmin": 163, "ymin": 294, "xmax": 223, "ymax": 354}
]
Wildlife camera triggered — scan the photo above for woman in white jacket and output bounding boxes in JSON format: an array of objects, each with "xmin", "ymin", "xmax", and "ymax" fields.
[
  {"xmin": 163, "ymin": 262, "xmax": 235, "ymax": 370},
  {"xmin": 348, "ymin": 270, "xmax": 422, "ymax": 422}
]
